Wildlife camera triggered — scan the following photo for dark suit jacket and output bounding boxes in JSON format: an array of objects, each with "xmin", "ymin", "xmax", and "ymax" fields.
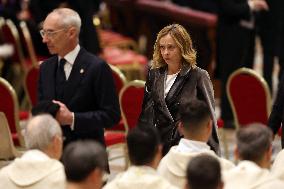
[
  {"xmin": 38, "ymin": 48, "xmax": 120, "ymax": 145},
  {"xmin": 139, "ymin": 64, "xmax": 220, "ymax": 155},
  {"xmin": 268, "ymin": 75, "xmax": 284, "ymax": 147},
  {"xmin": 217, "ymin": 0, "xmax": 255, "ymax": 121}
]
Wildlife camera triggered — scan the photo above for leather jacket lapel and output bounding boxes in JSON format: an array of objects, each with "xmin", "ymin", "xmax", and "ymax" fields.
[
  {"xmin": 165, "ymin": 64, "xmax": 191, "ymax": 105},
  {"xmin": 156, "ymin": 68, "xmax": 174, "ymax": 122}
]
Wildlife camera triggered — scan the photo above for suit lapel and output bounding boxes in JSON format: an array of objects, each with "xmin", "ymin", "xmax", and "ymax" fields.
[{"xmin": 62, "ymin": 48, "xmax": 88, "ymax": 104}]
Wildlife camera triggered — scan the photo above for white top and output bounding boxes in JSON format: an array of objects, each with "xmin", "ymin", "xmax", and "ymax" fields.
[
  {"xmin": 164, "ymin": 72, "xmax": 179, "ymax": 98},
  {"xmin": 176, "ymin": 138, "xmax": 211, "ymax": 153},
  {"xmin": 0, "ymin": 150, "xmax": 65, "ymax": 189},
  {"xmin": 59, "ymin": 44, "xmax": 80, "ymax": 80},
  {"xmin": 104, "ymin": 166, "xmax": 178, "ymax": 189}
]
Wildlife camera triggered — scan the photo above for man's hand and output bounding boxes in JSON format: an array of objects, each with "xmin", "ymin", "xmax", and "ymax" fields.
[
  {"xmin": 248, "ymin": 0, "xmax": 269, "ymax": 11},
  {"xmin": 53, "ymin": 100, "xmax": 73, "ymax": 126}
]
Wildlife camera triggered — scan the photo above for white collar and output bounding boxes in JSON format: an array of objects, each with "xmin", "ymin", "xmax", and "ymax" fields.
[
  {"xmin": 59, "ymin": 44, "xmax": 80, "ymax": 65},
  {"xmin": 176, "ymin": 138, "xmax": 210, "ymax": 153},
  {"xmin": 21, "ymin": 149, "xmax": 50, "ymax": 161}
]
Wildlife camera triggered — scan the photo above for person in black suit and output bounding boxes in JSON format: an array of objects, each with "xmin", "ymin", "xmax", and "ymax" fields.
[
  {"xmin": 256, "ymin": 0, "xmax": 284, "ymax": 90},
  {"xmin": 38, "ymin": 8, "xmax": 120, "ymax": 146},
  {"xmin": 217, "ymin": 0, "xmax": 268, "ymax": 128}
]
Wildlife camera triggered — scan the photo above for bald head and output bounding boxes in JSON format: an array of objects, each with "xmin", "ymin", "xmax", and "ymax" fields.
[{"xmin": 47, "ymin": 8, "xmax": 81, "ymax": 35}]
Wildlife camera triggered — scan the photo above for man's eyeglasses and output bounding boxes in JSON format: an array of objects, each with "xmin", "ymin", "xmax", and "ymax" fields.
[{"xmin": 39, "ymin": 28, "xmax": 65, "ymax": 38}]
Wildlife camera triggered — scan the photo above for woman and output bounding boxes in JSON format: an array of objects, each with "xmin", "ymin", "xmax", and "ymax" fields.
[{"xmin": 139, "ymin": 24, "xmax": 220, "ymax": 155}]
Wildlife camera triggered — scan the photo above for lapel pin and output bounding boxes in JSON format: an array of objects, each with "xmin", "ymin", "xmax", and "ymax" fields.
[{"xmin": 80, "ymin": 69, "xmax": 84, "ymax": 74}]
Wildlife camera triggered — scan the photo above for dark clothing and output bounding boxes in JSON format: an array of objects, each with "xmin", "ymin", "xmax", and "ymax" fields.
[
  {"xmin": 139, "ymin": 64, "xmax": 220, "ymax": 155},
  {"xmin": 217, "ymin": 0, "xmax": 255, "ymax": 122},
  {"xmin": 67, "ymin": 0, "xmax": 102, "ymax": 55},
  {"xmin": 38, "ymin": 47, "xmax": 120, "ymax": 146},
  {"xmin": 256, "ymin": 0, "xmax": 284, "ymax": 89},
  {"xmin": 268, "ymin": 75, "xmax": 284, "ymax": 148}
]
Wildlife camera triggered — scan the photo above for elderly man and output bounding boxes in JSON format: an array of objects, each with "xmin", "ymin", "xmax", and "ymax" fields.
[
  {"xmin": 224, "ymin": 124, "xmax": 284, "ymax": 189},
  {"xmin": 0, "ymin": 114, "xmax": 65, "ymax": 189},
  {"xmin": 38, "ymin": 8, "xmax": 120, "ymax": 146}
]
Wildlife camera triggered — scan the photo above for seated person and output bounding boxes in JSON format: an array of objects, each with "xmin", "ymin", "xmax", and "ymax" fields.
[
  {"xmin": 272, "ymin": 149, "xmax": 284, "ymax": 181},
  {"xmin": 185, "ymin": 154, "xmax": 224, "ymax": 189},
  {"xmin": 62, "ymin": 140, "xmax": 108, "ymax": 189},
  {"xmin": 157, "ymin": 100, "xmax": 234, "ymax": 188},
  {"xmin": 103, "ymin": 126, "xmax": 178, "ymax": 189},
  {"xmin": 0, "ymin": 114, "xmax": 65, "ymax": 189},
  {"xmin": 224, "ymin": 124, "xmax": 284, "ymax": 189}
]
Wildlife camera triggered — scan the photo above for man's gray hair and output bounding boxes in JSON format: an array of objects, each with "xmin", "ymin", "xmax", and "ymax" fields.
[
  {"xmin": 51, "ymin": 8, "xmax": 81, "ymax": 34},
  {"xmin": 24, "ymin": 114, "xmax": 62, "ymax": 151}
]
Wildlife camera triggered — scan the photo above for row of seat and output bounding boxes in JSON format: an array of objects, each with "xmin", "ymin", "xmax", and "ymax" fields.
[
  {"xmin": 0, "ymin": 64, "xmax": 146, "ymax": 167},
  {"xmin": 0, "ymin": 65, "xmax": 279, "ymax": 164}
]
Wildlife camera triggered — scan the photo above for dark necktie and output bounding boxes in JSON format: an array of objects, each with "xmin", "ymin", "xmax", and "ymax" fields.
[{"xmin": 55, "ymin": 58, "xmax": 66, "ymax": 100}]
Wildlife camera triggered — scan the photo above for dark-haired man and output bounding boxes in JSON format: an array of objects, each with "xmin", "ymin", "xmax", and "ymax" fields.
[
  {"xmin": 185, "ymin": 154, "xmax": 224, "ymax": 189},
  {"xmin": 103, "ymin": 126, "xmax": 178, "ymax": 189},
  {"xmin": 62, "ymin": 140, "xmax": 108, "ymax": 189},
  {"xmin": 158, "ymin": 100, "xmax": 234, "ymax": 188}
]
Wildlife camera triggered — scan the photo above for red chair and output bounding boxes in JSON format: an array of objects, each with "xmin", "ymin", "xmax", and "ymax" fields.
[
  {"xmin": 0, "ymin": 19, "xmax": 27, "ymax": 70},
  {"xmin": 19, "ymin": 21, "xmax": 47, "ymax": 66},
  {"xmin": 120, "ymin": 80, "xmax": 145, "ymax": 133},
  {"xmin": 227, "ymin": 67, "xmax": 272, "ymax": 129},
  {"xmin": 104, "ymin": 80, "xmax": 145, "ymax": 168},
  {"xmin": 98, "ymin": 29, "xmax": 138, "ymax": 51},
  {"xmin": 104, "ymin": 65, "xmax": 127, "ymax": 156},
  {"xmin": 0, "ymin": 77, "xmax": 25, "ymax": 147},
  {"xmin": 24, "ymin": 66, "xmax": 39, "ymax": 107},
  {"xmin": 106, "ymin": 65, "xmax": 127, "ymax": 131},
  {"xmin": 101, "ymin": 47, "xmax": 148, "ymax": 80},
  {"xmin": 0, "ymin": 112, "xmax": 21, "ymax": 162}
]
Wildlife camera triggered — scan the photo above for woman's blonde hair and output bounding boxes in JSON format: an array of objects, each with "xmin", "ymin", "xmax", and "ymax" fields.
[{"xmin": 152, "ymin": 24, "xmax": 196, "ymax": 69}]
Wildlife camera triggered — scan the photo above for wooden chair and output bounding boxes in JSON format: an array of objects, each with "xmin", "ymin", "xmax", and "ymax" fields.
[
  {"xmin": 97, "ymin": 28, "xmax": 138, "ymax": 51},
  {"xmin": 0, "ymin": 19, "xmax": 27, "ymax": 70},
  {"xmin": 0, "ymin": 77, "xmax": 25, "ymax": 147},
  {"xmin": 120, "ymin": 80, "xmax": 145, "ymax": 133},
  {"xmin": 19, "ymin": 21, "xmax": 47, "ymax": 66},
  {"xmin": 23, "ymin": 65, "xmax": 39, "ymax": 108},
  {"xmin": 0, "ymin": 112, "xmax": 21, "ymax": 161},
  {"xmin": 227, "ymin": 67, "xmax": 272, "ymax": 129},
  {"xmin": 110, "ymin": 64, "xmax": 127, "ymax": 95},
  {"xmin": 105, "ymin": 80, "xmax": 145, "ymax": 168},
  {"xmin": 105, "ymin": 65, "xmax": 127, "ymax": 131},
  {"xmin": 101, "ymin": 47, "xmax": 148, "ymax": 80}
]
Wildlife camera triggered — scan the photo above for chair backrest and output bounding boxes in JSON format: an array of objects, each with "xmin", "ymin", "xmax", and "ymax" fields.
[
  {"xmin": 0, "ymin": 112, "xmax": 20, "ymax": 160},
  {"xmin": 110, "ymin": 64, "xmax": 127, "ymax": 95},
  {"xmin": 0, "ymin": 77, "xmax": 25, "ymax": 147},
  {"xmin": 19, "ymin": 21, "xmax": 37, "ymax": 66},
  {"xmin": 24, "ymin": 66, "xmax": 39, "ymax": 107},
  {"xmin": 0, "ymin": 19, "xmax": 25, "ymax": 68},
  {"xmin": 120, "ymin": 80, "xmax": 145, "ymax": 133},
  {"xmin": 226, "ymin": 67, "xmax": 272, "ymax": 129}
]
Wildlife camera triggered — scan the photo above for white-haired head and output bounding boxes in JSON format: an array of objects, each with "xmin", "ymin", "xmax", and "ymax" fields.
[{"xmin": 24, "ymin": 114, "xmax": 62, "ymax": 158}]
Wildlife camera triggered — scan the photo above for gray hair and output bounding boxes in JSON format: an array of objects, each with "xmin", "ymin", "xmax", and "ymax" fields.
[
  {"xmin": 24, "ymin": 114, "xmax": 62, "ymax": 151},
  {"xmin": 51, "ymin": 8, "xmax": 81, "ymax": 34},
  {"xmin": 236, "ymin": 123, "xmax": 272, "ymax": 162}
]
